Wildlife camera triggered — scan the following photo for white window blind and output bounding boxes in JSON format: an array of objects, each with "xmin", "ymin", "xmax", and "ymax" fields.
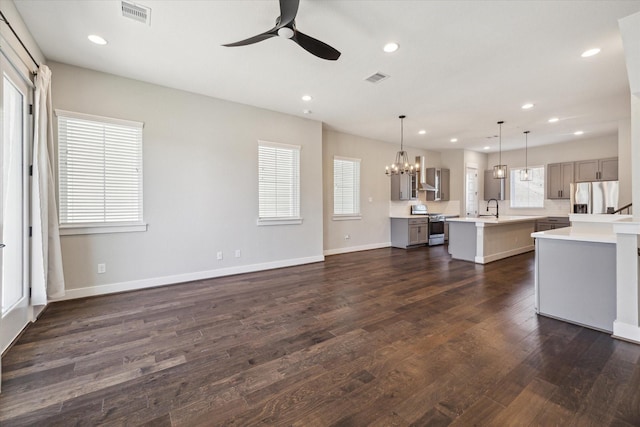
[
  {"xmin": 510, "ymin": 166, "xmax": 545, "ymax": 208},
  {"xmin": 333, "ymin": 156, "xmax": 361, "ymax": 217},
  {"xmin": 258, "ymin": 141, "xmax": 300, "ymax": 223},
  {"xmin": 57, "ymin": 110, "xmax": 143, "ymax": 226}
]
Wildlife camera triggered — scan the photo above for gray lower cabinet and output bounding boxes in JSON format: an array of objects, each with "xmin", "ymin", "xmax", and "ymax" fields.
[
  {"xmin": 547, "ymin": 162, "xmax": 573, "ymax": 199},
  {"xmin": 391, "ymin": 218, "xmax": 428, "ymax": 248},
  {"xmin": 535, "ymin": 216, "xmax": 570, "ymax": 232},
  {"xmin": 484, "ymin": 170, "xmax": 505, "ymax": 200}
]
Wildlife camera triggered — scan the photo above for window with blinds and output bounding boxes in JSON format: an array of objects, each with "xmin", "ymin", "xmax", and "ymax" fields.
[
  {"xmin": 258, "ymin": 141, "xmax": 301, "ymax": 224},
  {"xmin": 333, "ymin": 156, "xmax": 361, "ymax": 218},
  {"xmin": 57, "ymin": 110, "xmax": 143, "ymax": 227}
]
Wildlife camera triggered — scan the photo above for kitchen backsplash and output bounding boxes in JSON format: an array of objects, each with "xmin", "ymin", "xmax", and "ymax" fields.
[
  {"xmin": 389, "ymin": 199, "xmax": 461, "ymax": 217},
  {"xmin": 390, "ymin": 198, "xmax": 570, "ymax": 217},
  {"xmin": 481, "ymin": 198, "xmax": 571, "ymax": 217}
]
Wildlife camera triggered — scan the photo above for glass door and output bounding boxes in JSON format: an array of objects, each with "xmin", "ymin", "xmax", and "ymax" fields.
[{"xmin": 0, "ymin": 54, "xmax": 30, "ymax": 357}]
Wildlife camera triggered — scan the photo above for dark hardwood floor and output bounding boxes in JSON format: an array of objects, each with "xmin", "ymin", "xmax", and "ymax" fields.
[{"xmin": 2, "ymin": 245, "xmax": 640, "ymax": 426}]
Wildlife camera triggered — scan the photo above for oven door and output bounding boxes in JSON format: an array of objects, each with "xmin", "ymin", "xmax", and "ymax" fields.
[
  {"xmin": 428, "ymin": 218, "xmax": 445, "ymax": 245},
  {"xmin": 429, "ymin": 219, "xmax": 445, "ymax": 236}
]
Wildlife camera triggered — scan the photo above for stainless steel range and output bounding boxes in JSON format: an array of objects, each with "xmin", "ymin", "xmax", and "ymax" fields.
[
  {"xmin": 427, "ymin": 213, "xmax": 445, "ymax": 246},
  {"xmin": 410, "ymin": 205, "xmax": 445, "ymax": 246}
]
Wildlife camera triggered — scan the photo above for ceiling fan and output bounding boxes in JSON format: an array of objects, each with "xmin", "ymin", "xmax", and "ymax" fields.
[{"xmin": 222, "ymin": 0, "xmax": 341, "ymax": 61}]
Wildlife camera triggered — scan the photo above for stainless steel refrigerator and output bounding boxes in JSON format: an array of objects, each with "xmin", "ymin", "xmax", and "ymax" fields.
[{"xmin": 570, "ymin": 181, "xmax": 619, "ymax": 214}]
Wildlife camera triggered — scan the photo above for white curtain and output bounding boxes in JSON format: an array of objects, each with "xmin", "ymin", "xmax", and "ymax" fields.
[{"xmin": 31, "ymin": 64, "xmax": 64, "ymax": 304}]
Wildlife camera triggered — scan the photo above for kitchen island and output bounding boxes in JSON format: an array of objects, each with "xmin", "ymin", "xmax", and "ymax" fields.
[
  {"xmin": 531, "ymin": 214, "xmax": 632, "ymax": 333},
  {"xmin": 447, "ymin": 215, "xmax": 545, "ymax": 264}
]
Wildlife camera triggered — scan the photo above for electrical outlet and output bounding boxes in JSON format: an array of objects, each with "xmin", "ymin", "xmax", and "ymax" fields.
[
  {"xmin": 216, "ymin": 251, "xmax": 223, "ymax": 260},
  {"xmin": 235, "ymin": 249, "xmax": 241, "ymax": 258},
  {"xmin": 97, "ymin": 263, "xmax": 106, "ymax": 274}
]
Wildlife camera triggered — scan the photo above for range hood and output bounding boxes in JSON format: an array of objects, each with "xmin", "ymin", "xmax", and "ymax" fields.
[{"xmin": 416, "ymin": 156, "xmax": 436, "ymax": 191}]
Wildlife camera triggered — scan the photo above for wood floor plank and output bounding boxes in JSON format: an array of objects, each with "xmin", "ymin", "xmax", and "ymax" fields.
[{"xmin": 1, "ymin": 247, "xmax": 639, "ymax": 426}]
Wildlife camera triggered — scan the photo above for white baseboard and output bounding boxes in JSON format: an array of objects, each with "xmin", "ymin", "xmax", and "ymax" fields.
[
  {"xmin": 475, "ymin": 245, "xmax": 534, "ymax": 264},
  {"xmin": 323, "ymin": 242, "xmax": 391, "ymax": 256},
  {"xmin": 57, "ymin": 255, "xmax": 325, "ymax": 301},
  {"xmin": 613, "ymin": 320, "xmax": 640, "ymax": 344}
]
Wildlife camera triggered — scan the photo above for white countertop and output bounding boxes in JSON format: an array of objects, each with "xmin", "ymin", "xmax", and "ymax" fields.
[
  {"xmin": 531, "ymin": 227, "xmax": 616, "ymax": 244},
  {"xmin": 447, "ymin": 215, "xmax": 546, "ymax": 226}
]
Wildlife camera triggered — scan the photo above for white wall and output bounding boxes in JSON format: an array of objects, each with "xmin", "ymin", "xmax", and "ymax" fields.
[
  {"xmin": 0, "ymin": 0, "xmax": 45, "ymax": 73},
  {"xmin": 322, "ymin": 130, "xmax": 441, "ymax": 254},
  {"xmin": 49, "ymin": 62, "xmax": 324, "ymax": 296},
  {"xmin": 633, "ymin": 95, "xmax": 640, "ymax": 221},
  {"xmin": 619, "ymin": 118, "xmax": 632, "ymax": 207},
  {"xmin": 484, "ymin": 134, "xmax": 619, "ymax": 215},
  {"xmin": 486, "ymin": 134, "xmax": 619, "ymax": 173}
]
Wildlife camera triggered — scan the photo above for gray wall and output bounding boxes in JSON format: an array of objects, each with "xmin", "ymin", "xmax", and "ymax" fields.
[
  {"xmin": 322, "ymin": 129, "xmax": 440, "ymax": 254},
  {"xmin": 49, "ymin": 62, "xmax": 324, "ymax": 293}
]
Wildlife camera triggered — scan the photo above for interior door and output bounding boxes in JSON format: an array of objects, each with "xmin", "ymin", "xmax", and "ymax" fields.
[{"xmin": 0, "ymin": 54, "xmax": 30, "ymax": 357}]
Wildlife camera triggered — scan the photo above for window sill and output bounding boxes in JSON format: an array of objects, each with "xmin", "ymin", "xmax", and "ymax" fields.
[
  {"xmin": 257, "ymin": 217, "xmax": 303, "ymax": 226},
  {"xmin": 60, "ymin": 223, "xmax": 148, "ymax": 236},
  {"xmin": 332, "ymin": 215, "xmax": 362, "ymax": 221}
]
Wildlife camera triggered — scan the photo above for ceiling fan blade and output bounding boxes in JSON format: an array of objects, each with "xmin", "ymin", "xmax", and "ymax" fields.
[
  {"xmin": 277, "ymin": 0, "xmax": 299, "ymax": 28},
  {"xmin": 222, "ymin": 30, "xmax": 277, "ymax": 47},
  {"xmin": 292, "ymin": 30, "xmax": 341, "ymax": 60}
]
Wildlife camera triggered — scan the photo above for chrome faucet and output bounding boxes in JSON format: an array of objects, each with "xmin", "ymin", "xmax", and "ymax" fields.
[{"xmin": 487, "ymin": 198, "xmax": 499, "ymax": 218}]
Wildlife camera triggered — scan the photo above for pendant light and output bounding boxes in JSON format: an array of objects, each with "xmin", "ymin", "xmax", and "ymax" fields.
[
  {"xmin": 385, "ymin": 115, "xmax": 419, "ymax": 176},
  {"xmin": 493, "ymin": 120, "xmax": 507, "ymax": 179},
  {"xmin": 520, "ymin": 131, "xmax": 532, "ymax": 181}
]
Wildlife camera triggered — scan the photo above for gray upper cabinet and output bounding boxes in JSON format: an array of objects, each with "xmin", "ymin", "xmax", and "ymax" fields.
[
  {"xmin": 575, "ymin": 157, "xmax": 618, "ymax": 182},
  {"xmin": 390, "ymin": 173, "xmax": 417, "ymax": 201},
  {"xmin": 547, "ymin": 162, "xmax": 574, "ymax": 199},
  {"xmin": 425, "ymin": 168, "xmax": 450, "ymax": 201},
  {"xmin": 599, "ymin": 158, "xmax": 618, "ymax": 181},
  {"xmin": 441, "ymin": 169, "xmax": 450, "ymax": 201},
  {"xmin": 484, "ymin": 170, "xmax": 505, "ymax": 201}
]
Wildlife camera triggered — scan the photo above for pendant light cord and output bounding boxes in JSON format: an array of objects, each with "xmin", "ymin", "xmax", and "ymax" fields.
[
  {"xmin": 498, "ymin": 121, "xmax": 504, "ymax": 166},
  {"xmin": 524, "ymin": 131, "xmax": 529, "ymax": 169},
  {"xmin": 399, "ymin": 115, "xmax": 405, "ymax": 151}
]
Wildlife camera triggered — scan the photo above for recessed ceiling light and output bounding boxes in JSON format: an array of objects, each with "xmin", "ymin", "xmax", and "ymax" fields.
[
  {"xmin": 383, "ymin": 42, "xmax": 399, "ymax": 53},
  {"xmin": 521, "ymin": 103, "xmax": 534, "ymax": 110},
  {"xmin": 301, "ymin": 95, "xmax": 312, "ymax": 102},
  {"xmin": 581, "ymin": 48, "xmax": 601, "ymax": 58},
  {"xmin": 574, "ymin": 130, "xmax": 584, "ymax": 135},
  {"xmin": 548, "ymin": 117, "xmax": 559, "ymax": 123},
  {"xmin": 484, "ymin": 146, "xmax": 490, "ymax": 150},
  {"xmin": 418, "ymin": 130, "xmax": 426, "ymax": 135},
  {"xmin": 450, "ymin": 138, "xmax": 458, "ymax": 143},
  {"xmin": 88, "ymin": 34, "xmax": 108, "ymax": 45}
]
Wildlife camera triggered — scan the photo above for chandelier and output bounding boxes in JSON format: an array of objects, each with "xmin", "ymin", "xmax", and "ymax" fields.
[{"xmin": 385, "ymin": 115, "xmax": 418, "ymax": 176}]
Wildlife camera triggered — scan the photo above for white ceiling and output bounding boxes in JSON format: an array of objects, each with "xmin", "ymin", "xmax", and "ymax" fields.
[{"xmin": 14, "ymin": 0, "xmax": 640, "ymax": 152}]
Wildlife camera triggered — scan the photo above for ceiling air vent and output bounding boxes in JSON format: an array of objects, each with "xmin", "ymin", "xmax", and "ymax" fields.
[
  {"xmin": 365, "ymin": 72, "xmax": 390, "ymax": 84},
  {"xmin": 121, "ymin": 1, "xmax": 152, "ymax": 25}
]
